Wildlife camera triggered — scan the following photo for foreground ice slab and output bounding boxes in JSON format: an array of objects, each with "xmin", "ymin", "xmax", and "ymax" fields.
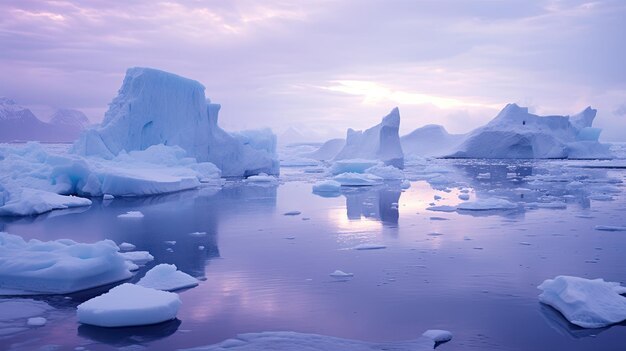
[
  {"xmin": 77, "ymin": 283, "xmax": 181, "ymax": 327},
  {"xmin": 0, "ymin": 188, "xmax": 91, "ymax": 216},
  {"xmin": 73, "ymin": 67, "xmax": 279, "ymax": 176},
  {"xmin": 333, "ymin": 107, "xmax": 404, "ymax": 168},
  {"xmin": 447, "ymin": 104, "xmax": 613, "ymax": 159},
  {"xmin": 538, "ymin": 275, "xmax": 626, "ymax": 328},
  {"xmin": 0, "ymin": 232, "xmax": 131, "ymax": 295},
  {"xmin": 183, "ymin": 330, "xmax": 450, "ymax": 351},
  {"xmin": 138, "ymin": 264, "xmax": 199, "ymax": 291}
]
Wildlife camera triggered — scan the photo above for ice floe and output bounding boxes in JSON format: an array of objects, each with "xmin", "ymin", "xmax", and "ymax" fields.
[{"xmin": 138, "ymin": 264, "xmax": 199, "ymax": 291}]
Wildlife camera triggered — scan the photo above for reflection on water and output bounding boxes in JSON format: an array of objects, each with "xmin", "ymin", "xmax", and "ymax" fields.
[{"xmin": 1, "ymin": 160, "xmax": 626, "ymax": 351}]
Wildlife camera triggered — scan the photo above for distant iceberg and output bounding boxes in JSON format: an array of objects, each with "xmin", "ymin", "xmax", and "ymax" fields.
[
  {"xmin": 447, "ymin": 104, "xmax": 613, "ymax": 159},
  {"xmin": 73, "ymin": 67, "xmax": 279, "ymax": 177},
  {"xmin": 401, "ymin": 124, "xmax": 464, "ymax": 158}
]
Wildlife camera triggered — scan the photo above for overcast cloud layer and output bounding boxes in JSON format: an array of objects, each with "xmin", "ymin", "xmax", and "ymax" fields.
[{"xmin": 1, "ymin": 0, "xmax": 625, "ymax": 141}]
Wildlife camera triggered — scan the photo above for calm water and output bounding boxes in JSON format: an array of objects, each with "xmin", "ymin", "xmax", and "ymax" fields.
[{"xmin": 1, "ymin": 158, "xmax": 626, "ymax": 350}]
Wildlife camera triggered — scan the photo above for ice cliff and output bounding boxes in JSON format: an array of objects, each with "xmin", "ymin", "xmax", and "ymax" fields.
[
  {"xmin": 333, "ymin": 107, "xmax": 404, "ymax": 168},
  {"xmin": 73, "ymin": 67, "xmax": 278, "ymax": 177},
  {"xmin": 447, "ymin": 104, "xmax": 613, "ymax": 159}
]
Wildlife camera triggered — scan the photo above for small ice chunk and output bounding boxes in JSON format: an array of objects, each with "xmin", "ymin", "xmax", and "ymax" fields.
[
  {"xmin": 244, "ymin": 173, "xmax": 278, "ymax": 184},
  {"xmin": 422, "ymin": 329, "xmax": 452, "ymax": 343},
  {"xmin": 284, "ymin": 211, "xmax": 301, "ymax": 216},
  {"xmin": 477, "ymin": 172, "xmax": 491, "ymax": 179},
  {"xmin": 103, "ymin": 194, "xmax": 115, "ymax": 200},
  {"xmin": 594, "ymin": 225, "xmax": 626, "ymax": 232},
  {"xmin": 538, "ymin": 275, "xmax": 626, "ymax": 328},
  {"xmin": 119, "ymin": 242, "xmax": 136, "ymax": 251},
  {"xmin": 137, "ymin": 264, "xmax": 199, "ymax": 291},
  {"xmin": 27, "ymin": 317, "xmax": 47, "ymax": 326},
  {"xmin": 457, "ymin": 198, "xmax": 517, "ymax": 211},
  {"xmin": 77, "ymin": 283, "xmax": 181, "ymax": 327},
  {"xmin": 426, "ymin": 205, "xmax": 456, "ymax": 212},
  {"xmin": 119, "ymin": 251, "xmax": 154, "ymax": 265},
  {"xmin": 312, "ymin": 180, "xmax": 342, "ymax": 193},
  {"xmin": 365, "ymin": 165, "xmax": 404, "ymax": 180},
  {"xmin": 329, "ymin": 270, "xmax": 354, "ymax": 278},
  {"xmin": 333, "ymin": 172, "xmax": 383, "ymax": 186},
  {"xmin": 164, "ymin": 241, "xmax": 176, "ymax": 245},
  {"xmin": 189, "ymin": 231, "xmax": 207, "ymax": 237},
  {"xmin": 118, "ymin": 211, "xmax": 144, "ymax": 219},
  {"xmin": 353, "ymin": 243, "xmax": 386, "ymax": 250}
]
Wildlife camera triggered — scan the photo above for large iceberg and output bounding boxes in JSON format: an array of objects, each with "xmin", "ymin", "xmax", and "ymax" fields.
[
  {"xmin": 333, "ymin": 107, "xmax": 404, "ymax": 168},
  {"xmin": 401, "ymin": 124, "xmax": 464, "ymax": 157},
  {"xmin": 447, "ymin": 104, "xmax": 613, "ymax": 159},
  {"xmin": 0, "ymin": 232, "xmax": 132, "ymax": 295},
  {"xmin": 72, "ymin": 67, "xmax": 279, "ymax": 177}
]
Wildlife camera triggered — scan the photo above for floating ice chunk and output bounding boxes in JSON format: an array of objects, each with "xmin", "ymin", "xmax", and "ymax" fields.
[
  {"xmin": 525, "ymin": 202, "xmax": 567, "ymax": 209},
  {"xmin": 0, "ymin": 188, "xmax": 91, "ymax": 217},
  {"xmin": 0, "ymin": 233, "xmax": 131, "ymax": 295},
  {"xmin": 27, "ymin": 317, "xmax": 47, "ymax": 326},
  {"xmin": 425, "ymin": 205, "xmax": 456, "ymax": 212},
  {"xmin": 118, "ymin": 211, "xmax": 144, "ymax": 219},
  {"xmin": 594, "ymin": 225, "xmax": 626, "ymax": 232},
  {"xmin": 119, "ymin": 251, "xmax": 154, "ymax": 265},
  {"xmin": 312, "ymin": 180, "xmax": 342, "ymax": 193},
  {"xmin": 330, "ymin": 159, "xmax": 381, "ymax": 175},
  {"xmin": 103, "ymin": 194, "xmax": 114, "ymax": 200},
  {"xmin": 182, "ymin": 330, "xmax": 443, "ymax": 351},
  {"xmin": 333, "ymin": 173, "xmax": 383, "ymax": 187},
  {"xmin": 119, "ymin": 242, "xmax": 136, "ymax": 251},
  {"xmin": 538, "ymin": 275, "xmax": 626, "ymax": 328},
  {"xmin": 457, "ymin": 198, "xmax": 518, "ymax": 211},
  {"xmin": 244, "ymin": 173, "xmax": 278, "ymax": 184},
  {"xmin": 77, "ymin": 283, "xmax": 181, "ymax": 327},
  {"xmin": 189, "ymin": 231, "xmax": 207, "ymax": 237},
  {"xmin": 329, "ymin": 270, "xmax": 354, "ymax": 278},
  {"xmin": 422, "ymin": 329, "xmax": 452, "ymax": 343},
  {"xmin": 353, "ymin": 243, "xmax": 386, "ymax": 250},
  {"xmin": 476, "ymin": 172, "xmax": 491, "ymax": 179},
  {"xmin": 138, "ymin": 264, "xmax": 199, "ymax": 291},
  {"xmin": 365, "ymin": 165, "xmax": 404, "ymax": 180},
  {"xmin": 284, "ymin": 211, "xmax": 301, "ymax": 216}
]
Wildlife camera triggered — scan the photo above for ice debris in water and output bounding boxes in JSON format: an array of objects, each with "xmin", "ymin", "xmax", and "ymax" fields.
[
  {"xmin": 118, "ymin": 211, "xmax": 144, "ymax": 219},
  {"xmin": 312, "ymin": 180, "xmax": 342, "ymax": 193},
  {"xmin": 77, "ymin": 283, "xmax": 181, "ymax": 327},
  {"xmin": 329, "ymin": 270, "xmax": 354, "ymax": 278},
  {"xmin": 457, "ymin": 198, "xmax": 518, "ymax": 211},
  {"xmin": 0, "ymin": 232, "xmax": 131, "ymax": 295},
  {"xmin": 333, "ymin": 173, "xmax": 383, "ymax": 186},
  {"xmin": 119, "ymin": 251, "xmax": 154, "ymax": 265},
  {"xmin": 422, "ymin": 329, "xmax": 453, "ymax": 343},
  {"xmin": 138, "ymin": 264, "xmax": 199, "ymax": 291},
  {"xmin": 538, "ymin": 275, "xmax": 626, "ymax": 328},
  {"xmin": 119, "ymin": 242, "xmax": 136, "ymax": 251}
]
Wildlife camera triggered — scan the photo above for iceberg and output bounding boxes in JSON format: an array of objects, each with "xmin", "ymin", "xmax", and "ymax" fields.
[
  {"xmin": 72, "ymin": 67, "xmax": 279, "ymax": 177},
  {"xmin": 137, "ymin": 264, "xmax": 199, "ymax": 291},
  {"xmin": 333, "ymin": 107, "xmax": 404, "ymax": 168},
  {"xmin": 401, "ymin": 124, "xmax": 464, "ymax": 157},
  {"xmin": 0, "ymin": 232, "xmax": 132, "ymax": 295},
  {"xmin": 77, "ymin": 283, "xmax": 181, "ymax": 327},
  {"xmin": 447, "ymin": 104, "xmax": 613, "ymax": 159},
  {"xmin": 312, "ymin": 180, "xmax": 342, "ymax": 193},
  {"xmin": 304, "ymin": 138, "xmax": 346, "ymax": 161},
  {"xmin": 538, "ymin": 275, "xmax": 626, "ymax": 328},
  {"xmin": 183, "ymin": 330, "xmax": 450, "ymax": 351}
]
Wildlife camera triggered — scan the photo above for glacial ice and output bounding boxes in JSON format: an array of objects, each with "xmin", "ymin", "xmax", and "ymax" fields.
[
  {"xmin": 137, "ymin": 264, "xmax": 199, "ymax": 291},
  {"xmin": 401, "ymin": 124, "xmax": 464, "ymax": 157},
  {"xmin": 119, "ymin": 251, "xmax": 154, "ymax": 265},
  {"xmin": 72, "ymin": 67, "xmax": 279, "ymax": 177},
  {"xmin": 447, "ymin": 104, "xmax": 613, "ymax": 159},
  {"xmin": 333, "ymin": 173, "xmax": 383, "ymax": 187},
  {"xmin": 0, "ymin": 188, "xmax": 92, "ymax": 217},
  {"xmin": 77, "ymin": 283, "xmax": 181, "ymax": 327},
  {"xmin": 118, "ymin": 211, "xmax": 144, "ymax": 219},
  {"xmin": 365, "ymin": 165, "xmax": 404, "ymax": 180},
  {"xmin": 329, "ymin": 270, "xmax": 354, "ymax": 278},
  {"xmin": 330, "ymin": 159, "xmax": 381, "ymax": 175},
  {"xmin": 457, "ymin": 198, "xmax": 518, "ymax": 211},
  {"xmin": 183, "ymin": 330, "xmax": 448, "ymax": 350},
  {"xmin": 333, "ymin": 107, "xmax": 404, "ymax": 168},
  {"xmin": 304, "ymin": 138, "xmax": 346, "ymax": 161},
  {"xmin": 312, "ymin": 180, "xmax": 342, "ymax": 193},
  {"xmin": 0, "ymin": 232, "xmax": 131, "ymax": 295},
  {"xmin": 538, "ymin": 275, "xmax": 626, "ymax": 328}
]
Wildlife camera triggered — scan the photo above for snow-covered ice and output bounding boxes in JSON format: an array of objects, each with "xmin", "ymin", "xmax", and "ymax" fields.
[
  {"xmin": 77, "ymin": 283, "xmax": 181, "ymax": 327},
  {"xmin": 0, "ymin": 232, "xmax": 131, "ymax": 295},
  {"xmin": 365, "ymin": 165, "xmax": 404, "ymax": 180},
  {"xmin": 333, "ymin": 107, "xmax": 404, "ymax": 168},
  {"xmin": 244, "ymin": 173, "xmax": 278, "ymax": 184},
  {"xmin": 333, "ymin": 173, "xmax": 383, "ymax": 187},
  {"xmin": 457, "ymin": 198, "xmax": 518, "ymax": 211},
  {"xmin": 118, "ymin": 211, "xmax": 144, "ymax": 219},
  {"xmin": 329, "ymin": 270, "xmax": 354, "ymax": 278},
  {"xmin": 119, "ymin": 242, "xmax": 136, "ymax": 251},
  {"xmin": 138, "ymin": 264, "xmax": 199, "ymax": 291},
  {"xmin": 421, "ymin": 329, "xmax": 452, "ymax": 343},
  {"xmin": 538, "ymin": 275, "xmax": 626, "ymax": 328},
  {"xmin": 119, "ymin": 251, "xmax": 154, "ymax": 265},
  {"xmin": 182, "ymin": 330, "xmax": 447, "ymax": 351},
  {"xmin": 27, "ymin": 317, "xmax": 47, "ymax": 326},
  {"xmin": 0, "ymin": 188, "xmax": 92, "ymax": 217},
  {"xmin": 312, "ymin": 180, "xmax": 342, "ymax": 193}
]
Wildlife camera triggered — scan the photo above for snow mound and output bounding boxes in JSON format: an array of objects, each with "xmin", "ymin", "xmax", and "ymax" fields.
[
  {"xmin": 333, "ymin": 173, "xmax": 383, "ymax": 187},
  {"xmin": 138, "ymin": 264, "xmax": 199, "ymax": 291},
  {"xmin": 333, "ymin": 107, "xmax": 404, "ymax": 168},
  {"xmin": 0, "ymin": 232, "xmax": 131, "ymax": 295},
  {"xmin": 72, "ymin": 67, "xmax": 278, "ymax": 177},
  {"xmin": 538, "ymin": 275, "xmax": 626, "ymax": 328},
  {"xmin": 447, "ymin": 104, "xmax": 613, "ymax": 159},
  {"xmin": 183, "ymin": 330, "xmax": 444, "ymax": 351},
  {"xmin": 457, "ymin": 198, "xmax": 518, "ymax": 211},
  {"xmin": 401, "ymin": 124, "xmax": 464, "ymax": 157},
  {"xmin": 77, "ymin": 283, "xmax": 181, "ymax": 327},
  {"xmin": 312, "ymin": 180, "xmax": 342, "ymax": 193}
]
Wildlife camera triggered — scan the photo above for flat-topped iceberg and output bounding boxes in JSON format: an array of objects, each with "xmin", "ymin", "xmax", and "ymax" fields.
[
  {"xmin": 0, "ymin": 232, "xmax": 132, "ymax": 295},
  {"xmin": 447, "ymin": 104, "xmax": 613, "ymax": 159},
  {"xmin": 333, "ymin": 107, "xmax": 404, "ymax": 168},
  {"xmin": 538, "ymin": 275, "xmax": 626, "ymax": 328},
  {"xmin": 73, "ymin": 67, "xmax": 278, "ymax": 177},
  {"xmin": 77, "ymin": 283, "xmax": 181, "ymax": 327}
]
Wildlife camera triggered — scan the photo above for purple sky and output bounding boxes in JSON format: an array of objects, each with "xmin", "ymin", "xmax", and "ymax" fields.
[{"xmin": 1, "ymin": 0, "xmax": 625, "ymax": 141}]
